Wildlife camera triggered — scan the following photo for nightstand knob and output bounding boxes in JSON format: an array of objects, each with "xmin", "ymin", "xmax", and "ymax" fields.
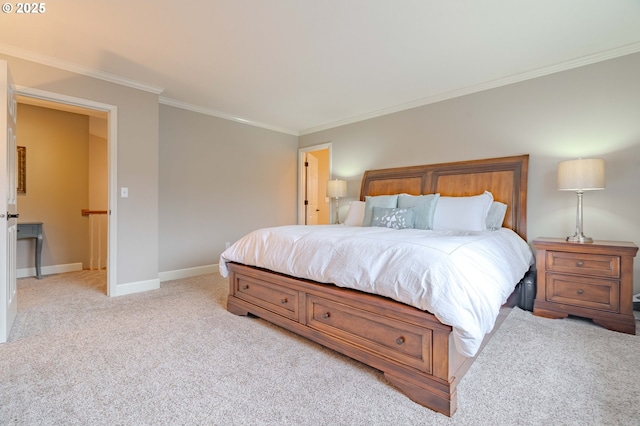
[
  {"xmin": 322, "ymin": 312, "xmax": 331, "ymax": 319},
  {"xmin": 577, "ymin": 289, "xmax": 584, "ymax": 295},
  {"xmin": 281, "ymin": 298, "xmax": 288, "ymax": 304},
  {"xmin": 396, "ymin": 337, "xmax": 405, "ymax": 345},
  {"xmin": 576, "ymin": 261, "xmax": 584, "ymax": 267}
]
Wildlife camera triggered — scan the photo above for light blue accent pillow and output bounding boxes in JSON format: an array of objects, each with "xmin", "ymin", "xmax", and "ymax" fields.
[
  {"xmin": 397, "ymin": 193, "xmax": 440, "ymax": 230},
  {"xmin": 362, "ymin": 195, "xmax": 398, "ymax": 226},
  {"xmin": 486, "ymin": 201, "xmax": 508, "ymax": 230},
  {"xmin": 370, "ymin": 207, "xmax": 415, "ymax": 229}
]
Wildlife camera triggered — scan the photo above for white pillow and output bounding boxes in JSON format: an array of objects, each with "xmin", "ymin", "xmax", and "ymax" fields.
[
  {"xmin": 432, "ymin": 191, "xmax": 494, "ymax": 232},
  {"xmin": 343, "ymin": 201, "xmax": 366, "ymax": 226}
]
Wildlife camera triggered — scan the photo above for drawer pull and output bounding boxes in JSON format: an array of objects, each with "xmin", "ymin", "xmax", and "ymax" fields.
[
  {"xmin": 576, "ymin": 261, "xmax": 584, "ymax": 267},
  {"xmin": 242, "ymin": 284, "xmax": 249, "ymax": 290},
  {"xmin": 577, "ymin": 289, "xmax": 584, "ymax": 295},
  {"xmin": 281, "ymin": 298, "xmax": 288, "ymax": 304},
  {"xmin": 396, "ymin": 337, "xmax": 405, "ymax": 345},
  {"xmin": 322, "ymin": 312, "xmax": 331, "ymax": 319}
]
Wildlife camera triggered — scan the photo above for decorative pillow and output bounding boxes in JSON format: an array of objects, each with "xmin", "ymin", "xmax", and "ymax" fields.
[
  {"xmin": 370, "ymin": 207, "xmax": 415, "ymax": 230},
  {"xmin": 432, "ymin": 191, "xmax": 494, "ymax": 232},
  {"xmin": 362, "ymin": 195, "xmax": 398, "ymax": 226},
  {"xmin": 343, "ymin": 201, "xmax": 366, "ymax": 226},
  {"xmin": 486, "ymin": 201, "xmax": 507, "ymax": 230},
  {"xmin": 397, "ymin": 193, "xmax": 440, "ymax": 230}
]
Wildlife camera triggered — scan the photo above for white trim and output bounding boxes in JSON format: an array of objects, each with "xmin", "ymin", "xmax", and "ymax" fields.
[
  {"xmin": 159, "ymin": 97, "xmax": 298, "ymax": 136},
  {"xmin": 114, "ymin": 278, "xmax": 160, "ymax": 297},
  {"xmin": 0, "ymin": 43, "xmax": 164, "ymax": 95},
  {"xmin": 17, "ymin": 262, "xmax": 82, "ymax": 279},
  {"xmin": 107, "ymin": 108, "xmax": 118, "ymax": 297},
  {"xmin": 299, "ymin": 42, "xmax": 640, "ymax": 135},
  {"xmin": 16, "ymin": 86, "xmax": 119, "ymax": 297},
  {"xmin": 298, "ymin": 143, "xmax": 332, "ymax": 225},
  {"xmin": 159, "ymin": 264, "xmax": 218, "ymax": 282}
]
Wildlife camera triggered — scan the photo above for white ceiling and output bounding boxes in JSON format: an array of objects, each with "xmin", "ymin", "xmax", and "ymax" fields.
[{"xmin": 2, "ymin": 0, "xmax": 640, "ymax": 135}]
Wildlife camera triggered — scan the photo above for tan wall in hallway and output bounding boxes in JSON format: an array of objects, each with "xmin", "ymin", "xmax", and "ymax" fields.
[{"xmin": 16, "ymin": 103, "xmax": 90, "ymax": 270}]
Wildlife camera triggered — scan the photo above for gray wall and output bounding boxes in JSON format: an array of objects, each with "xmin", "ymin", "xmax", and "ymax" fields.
[
  {"xmin": 2, "ymin": 54, "xmax": 160, "ymax": 287},
  {"xmin": 158, "ymin": 105, "xmax": 298, "ymax": 272},
  {"xmin": 299, "ymin": 52, "xmax": 640, "ymax": 293}
]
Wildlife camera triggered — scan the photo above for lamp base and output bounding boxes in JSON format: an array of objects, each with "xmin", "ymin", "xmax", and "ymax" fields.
[{"xmin": 566, "ymin": 234, "xmax": 593, "ymax": 243}]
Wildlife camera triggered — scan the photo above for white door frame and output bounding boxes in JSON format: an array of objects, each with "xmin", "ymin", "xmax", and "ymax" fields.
[
  {"xmin": 16, "ymin": 86, "xmax": 118, "ymax": 297},
  {"xmin": 297, "ymin": 143, "xmax": 332, "ymax": 225}
]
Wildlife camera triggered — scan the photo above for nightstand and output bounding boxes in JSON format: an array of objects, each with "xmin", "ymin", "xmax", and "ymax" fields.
[{"xmin": 533, "ymin": 238, "xmax": 638, "ymax": 334}]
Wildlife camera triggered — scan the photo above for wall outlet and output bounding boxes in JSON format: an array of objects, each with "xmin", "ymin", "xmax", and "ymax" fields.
[{"xmin": 225, "ymin": 242, "xmax": 230, "ymax": 249}]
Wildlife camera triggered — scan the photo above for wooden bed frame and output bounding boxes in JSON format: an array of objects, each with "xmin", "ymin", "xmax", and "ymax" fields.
[{"xmin": 226, "ymin": 154, "xmax": 529, "ymax": 416}]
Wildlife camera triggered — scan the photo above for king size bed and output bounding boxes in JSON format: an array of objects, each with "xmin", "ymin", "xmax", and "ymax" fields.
[{"xmin": 219, "ymin": 154, "xmax": 534, "ymax": 416}]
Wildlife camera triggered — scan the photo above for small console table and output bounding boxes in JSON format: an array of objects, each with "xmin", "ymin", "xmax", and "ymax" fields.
[{"xmin": 17, "ymin": 222, "xmax": 43, "ymax": 279}]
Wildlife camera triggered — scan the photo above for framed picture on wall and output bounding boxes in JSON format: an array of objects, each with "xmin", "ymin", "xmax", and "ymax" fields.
[{"xmin": 17, "ymin": 146, "xmax": 26, "ymax": 194}]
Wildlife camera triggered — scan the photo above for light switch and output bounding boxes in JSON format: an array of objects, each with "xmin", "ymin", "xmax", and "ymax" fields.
[{"xmin": 121, "ymin": 187, "xmax": 128, "ymax": 198}]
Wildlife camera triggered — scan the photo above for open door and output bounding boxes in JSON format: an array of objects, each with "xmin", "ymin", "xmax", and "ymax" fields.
[
  {"xmin": 298, "ymin": 144, "xmax": 332, "ymax": 225},
  {"xmin": 0, "ymin": 59, "xmax": 18, "ymax": 343},
  {"xmin": 305, "ymin": 152, "xmax": 319, "ymax": 225}
]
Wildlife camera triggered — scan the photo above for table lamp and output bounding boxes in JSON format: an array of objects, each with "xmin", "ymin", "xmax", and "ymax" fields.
[
  {"xmin": 557, "ymin": 158, "xmax": 605, "ymax": 243},
  {"xmin": 326, "ymin": 179, "xmax": 347, "ymax": 224}
]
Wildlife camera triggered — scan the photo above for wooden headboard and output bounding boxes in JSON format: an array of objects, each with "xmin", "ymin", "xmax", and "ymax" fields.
[{"xmin": 360, "ymin": 155, "xmax": 529, "ymax": 240}]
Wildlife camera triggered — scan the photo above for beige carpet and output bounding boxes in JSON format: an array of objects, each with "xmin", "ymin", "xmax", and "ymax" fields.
[{"xmin": 1, "ymin": 270, "xmax": 638, "ymax": 425}]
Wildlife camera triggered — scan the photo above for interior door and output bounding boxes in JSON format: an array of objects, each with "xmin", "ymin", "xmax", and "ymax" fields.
[
  {"xmin": 0, "ymin": 59, "xmax": 18, "ymax": 343},
  {"xmin": 305, "ymin": 153, "xmax": 319, "ymax": 225}
]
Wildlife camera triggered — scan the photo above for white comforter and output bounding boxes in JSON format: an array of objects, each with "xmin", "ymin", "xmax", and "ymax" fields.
[{"xmin": 219, "ymin": 225, "xmax": 534, "ymax": 357}]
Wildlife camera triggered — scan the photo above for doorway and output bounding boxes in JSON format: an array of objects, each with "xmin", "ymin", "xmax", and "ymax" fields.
[
  {"xmin": 298, "ymin": 143, "xmax": 331, "ymax": 225},
  {"xmin": 14, "ymin": 89, "xmax": 117, "ymax": 296}
]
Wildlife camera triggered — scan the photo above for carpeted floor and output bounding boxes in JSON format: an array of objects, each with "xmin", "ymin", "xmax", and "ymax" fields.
[{"xmin": 0, "ymin": 270, "xmax": 638, "ymax": 425}]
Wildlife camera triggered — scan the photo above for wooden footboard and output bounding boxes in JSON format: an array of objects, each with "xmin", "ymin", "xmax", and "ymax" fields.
[{"xmin": 226, "ymin": 262, "xmax": 513, "ymax": 416}]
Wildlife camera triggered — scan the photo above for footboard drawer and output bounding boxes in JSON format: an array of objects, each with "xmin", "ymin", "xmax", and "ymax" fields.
[
  {"xmin": 233, "ymin": 273, "xmax": 299, "ymax": 321},
  {"xmin": 306, "ymin": 295, "xmax": 432, "ymax": 373}
]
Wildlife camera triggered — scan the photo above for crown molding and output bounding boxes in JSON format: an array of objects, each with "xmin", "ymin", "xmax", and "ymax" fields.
[
  {"xmin": 299, "ymin": 42, "xmax": 640, "ymax": 136},
  {"xmin": 159, "ymin": 96, "xmax": 299, "ymax": 136},
  {"xmin": 0, "ymin": 43, "xmax": 164, "ymax": 95}
]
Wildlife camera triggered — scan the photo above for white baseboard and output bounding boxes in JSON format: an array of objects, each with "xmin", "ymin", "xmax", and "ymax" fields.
[
  {"xmin": 115, "ymin": 278, "xmax": 160, "ymax": 297},
  {"xmin": 158, "ymin": 264, "xmax": 218, "ymax": 282},
  {"xmin": 17, "ymin": 262, "xmax": 83, "ymax": 279},
  {"xmin": 17, "ymin": 263, "xmax": 218, "ymax": 296},
  {"xmin": 108, "ymin": 263, "xmax": 218, "ymax": 297}
]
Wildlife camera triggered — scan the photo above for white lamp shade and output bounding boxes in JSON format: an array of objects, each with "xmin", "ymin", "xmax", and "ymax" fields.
[
  {"xmin": 327, "ymin": 179, "xmax": 347, "ymax": 198},
  {"xmin": 557, "ymin": 158, "xmax": 605, "ymax": 191}
]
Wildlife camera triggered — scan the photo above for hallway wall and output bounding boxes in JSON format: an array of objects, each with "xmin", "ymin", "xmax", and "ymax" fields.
[{"xmin": 16, "ymin": 103, "xmax": 90, "ymax": 270}]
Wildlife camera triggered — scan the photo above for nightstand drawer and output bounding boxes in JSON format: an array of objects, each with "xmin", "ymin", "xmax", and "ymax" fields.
[
  {"xmin": 546, "ymin": 273, "xmax": 619, "ymax": 312},
  {"xmin": 546, "ymin": 251, "xmax": 619, "ymax": 278}
]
